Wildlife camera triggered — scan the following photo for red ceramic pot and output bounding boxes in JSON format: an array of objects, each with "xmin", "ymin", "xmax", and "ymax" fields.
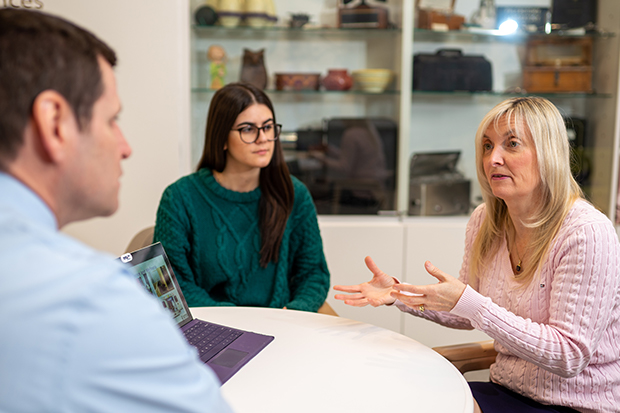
[{"xmin": 322, "ymin": 69, "xmax": 353, "ymax": 91}]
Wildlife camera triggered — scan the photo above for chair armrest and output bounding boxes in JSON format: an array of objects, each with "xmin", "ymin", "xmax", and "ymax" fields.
[{"xmin": 432, "ymin": 340, "xmax": 497, "ymax": 374}]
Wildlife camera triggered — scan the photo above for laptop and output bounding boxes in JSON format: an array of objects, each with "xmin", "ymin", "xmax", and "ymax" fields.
[{"xmin": 117, "ymin": 242, "xmax": 274, "ymax": 384}]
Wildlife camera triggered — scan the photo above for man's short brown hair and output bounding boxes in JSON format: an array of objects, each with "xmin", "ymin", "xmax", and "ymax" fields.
[{"xmin": 0, "ymin": 9, "xmax": 116, "ymax": 168}]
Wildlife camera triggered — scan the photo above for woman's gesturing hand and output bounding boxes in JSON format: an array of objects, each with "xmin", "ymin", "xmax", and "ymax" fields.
[
  {"xmin": 333, "ymin": 256, "xmax": 397, "ymax": 307},
  {"xmin": 391, "ymin": 261, "xmax": 466, "ymax": 312}
]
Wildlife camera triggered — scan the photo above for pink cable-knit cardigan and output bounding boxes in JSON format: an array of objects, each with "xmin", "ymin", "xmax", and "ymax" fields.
[{"xmin": 398, "ymin": 200, "xmax": 620, "ymax": 413}]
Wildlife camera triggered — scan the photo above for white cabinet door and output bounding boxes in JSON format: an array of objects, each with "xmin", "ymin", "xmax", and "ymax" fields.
[
  {"xmin": 403, "ymin": 217, "xmax": 491, "ymax": 348},
  {"xmin": 318, "ymin": 217, "xmax": 404, "ymax": 334}
]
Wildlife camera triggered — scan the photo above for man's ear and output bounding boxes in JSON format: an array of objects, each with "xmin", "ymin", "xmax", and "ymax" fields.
[{"xmin": 30, "ymin": 90, "xmax": 78, "ymax": 164}]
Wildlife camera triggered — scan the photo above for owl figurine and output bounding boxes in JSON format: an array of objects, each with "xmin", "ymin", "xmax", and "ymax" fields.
[{"xmin": 240, "ymin": 48, "xmax": 267, "ymax": 90}]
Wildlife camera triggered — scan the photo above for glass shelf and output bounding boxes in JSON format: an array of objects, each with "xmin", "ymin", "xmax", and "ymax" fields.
[
  {"xmin": 411, "ymin": 90, "xmax": 613, "ymax": 99},
  {"xmin": 413, "ymin": 28, "xmax": 615, "ymax": 44},
  {"xmin": 193, "ymin": 25, "xmax": 401, "ymax": 40},
  {"xmin": 192, "ymin": 88, "xmax": 401, "ymax": 96}
]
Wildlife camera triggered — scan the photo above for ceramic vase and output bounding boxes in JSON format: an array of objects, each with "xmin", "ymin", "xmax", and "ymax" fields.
[
  {"xmin": 264, "ymin": 0, "xmax": 277, "ymax": 27},
  {"xmin": 322, "ymin": 69, "xmax": 353, "ymax": 91},
  {"xmin": 244, "ymin": 0, "xmax": 277, "ymax": 28},
  {"xmin": 245, "ymin": 0, "xmax": 267, "ymax": 28},
  {"xmin": 218, "ymin": 0, "xmax": 243, "ymax": 28}
]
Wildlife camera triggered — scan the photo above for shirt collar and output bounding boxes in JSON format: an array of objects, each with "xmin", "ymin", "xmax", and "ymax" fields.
[{"xmin": 0, "ymin": 172, "xmax": 58, "ymax": 230}]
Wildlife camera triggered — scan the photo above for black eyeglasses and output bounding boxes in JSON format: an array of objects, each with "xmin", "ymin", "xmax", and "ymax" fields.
[{"xmin": 231, "ymin": 123, "xmax": 282, "ymax": 144}]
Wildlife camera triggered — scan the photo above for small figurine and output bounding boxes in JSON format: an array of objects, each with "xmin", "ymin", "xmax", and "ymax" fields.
[
  {"xmin": 240, "ymin": 48, "xmax": 267, "ymax": 90},
  {"xmin": 207, "ymin": 45, "xmax": 227, "ymax": 90}
]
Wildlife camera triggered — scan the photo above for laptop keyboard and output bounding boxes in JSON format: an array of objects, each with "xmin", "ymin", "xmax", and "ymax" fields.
[{"xmin": 184, "ymin": 321, "xmax": 243, "ymax": 362}]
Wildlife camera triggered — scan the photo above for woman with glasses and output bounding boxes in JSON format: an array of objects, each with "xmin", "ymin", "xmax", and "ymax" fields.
[{"xmin": 154, "ymin": 82, "xmax": 330, "ymax": 312}]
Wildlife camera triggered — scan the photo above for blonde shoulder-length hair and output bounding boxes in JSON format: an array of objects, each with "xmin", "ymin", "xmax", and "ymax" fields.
[{"xmin": 470, "ymin": 97, "xmax": 583, "ymax": 283}]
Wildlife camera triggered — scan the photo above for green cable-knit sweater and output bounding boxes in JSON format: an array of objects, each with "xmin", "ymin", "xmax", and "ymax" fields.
[{"xmin": 153, "ymin": 168, "xmax": 330, "ymax": 312}]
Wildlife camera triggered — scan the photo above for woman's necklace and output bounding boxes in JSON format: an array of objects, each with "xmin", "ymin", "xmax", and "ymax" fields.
[
  {"xmin": 514, "ymin": 246, "xmax": 523, "ymax": 274},
  {"xmin": 511, "ymin": 238, "xmax": 524, "ymax": 274},
  {"xmin": 508, "ymin": 234, "xmax": 525, "ymax": 274}
]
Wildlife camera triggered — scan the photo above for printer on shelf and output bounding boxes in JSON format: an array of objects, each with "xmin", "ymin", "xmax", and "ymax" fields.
[{"xmin": 408, "ymin": 151, "xmax": 470, "ymax": 216}]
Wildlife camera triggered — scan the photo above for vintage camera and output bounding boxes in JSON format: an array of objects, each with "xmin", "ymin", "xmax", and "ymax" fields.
[
  {"xmin": 338, "ymin": 0, "xmax": 389, "ymax": 29},
  {"xmin": 408, "ymin": 151, "xmax": 471, "ymax": 216}
]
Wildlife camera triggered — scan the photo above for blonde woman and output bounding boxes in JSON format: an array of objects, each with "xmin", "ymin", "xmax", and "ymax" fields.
[{"xmin": 335, "ymin": 97, "xmax": 620, "ymax": 413}]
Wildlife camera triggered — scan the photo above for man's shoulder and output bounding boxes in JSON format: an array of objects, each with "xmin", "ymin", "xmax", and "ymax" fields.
[
  {"xmin": 0, "ymin": 222, "xmax": 230, "ymax": 412},
  {"xmin": 0, "ymin": 214, "xmax": 130, "ymax": 302}
]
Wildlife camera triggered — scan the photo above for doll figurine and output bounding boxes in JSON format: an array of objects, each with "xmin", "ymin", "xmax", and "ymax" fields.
[{"xmin": 207, "ymin": 45, "xmax": 227, "ymax": 90}]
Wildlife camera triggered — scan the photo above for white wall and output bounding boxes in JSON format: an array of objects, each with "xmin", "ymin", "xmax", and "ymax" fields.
[{"xmin": 24, "ymin": 0, "xmax": 193, "ymax": 255}]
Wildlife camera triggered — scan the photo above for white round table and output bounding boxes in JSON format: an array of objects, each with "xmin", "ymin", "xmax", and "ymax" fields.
[{"xmin": 191, "ymin": 307, "xmax": 473, "ymax": 413}]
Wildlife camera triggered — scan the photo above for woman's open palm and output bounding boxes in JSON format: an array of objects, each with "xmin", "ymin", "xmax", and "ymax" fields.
[{"xmin": 333, "ymin": 256, "xmax": 397, "ymax": 307}]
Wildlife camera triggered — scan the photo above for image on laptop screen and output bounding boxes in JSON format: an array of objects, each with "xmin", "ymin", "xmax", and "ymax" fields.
[
  {"xmin": 119, "ymin": 242, "xmax": 275, "ymax": 384},
  {"xmin": 124, "ymin": 253, "xmax": 191, "ymax": 326}
]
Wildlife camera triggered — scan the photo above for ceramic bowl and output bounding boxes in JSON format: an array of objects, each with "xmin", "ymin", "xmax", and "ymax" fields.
[{"xmin": 352, "ymin": 69, "xmax": 394, "ymax": 93}]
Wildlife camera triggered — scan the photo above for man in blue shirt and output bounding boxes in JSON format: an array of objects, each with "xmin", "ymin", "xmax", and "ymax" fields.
[{"xmin": 0, "ymin": 9, "xmax": 233, "ymax": 412}]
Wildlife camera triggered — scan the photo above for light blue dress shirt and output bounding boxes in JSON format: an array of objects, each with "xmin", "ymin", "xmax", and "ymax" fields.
[{"xmin": 0, "ymin": 173, "xmax": 233, "ymax": 413}]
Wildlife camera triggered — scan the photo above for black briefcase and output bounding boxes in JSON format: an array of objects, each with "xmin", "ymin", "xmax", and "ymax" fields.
[{"xmin": 413, "ymin": 49, "xmax": 493, "ymax": 92}]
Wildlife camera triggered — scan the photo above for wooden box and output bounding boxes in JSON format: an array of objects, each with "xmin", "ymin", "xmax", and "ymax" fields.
[
  {"xmin": 417, "ymin": 10, "xmax": 465, "ymax": 30},
  {"xmin": 525, "ymin": 37, "xmax": 592, "ymax": 67},
  {"xmin": 416, "ymin": 0, "xmax": 464, "ymax": 31},
  {"xmin": 522, "ymin": 37, "xmax": 593, "ymax": 93},
  {"xmin": 522, "ymin": 67, "xmax": 592, "ymax": 93}
]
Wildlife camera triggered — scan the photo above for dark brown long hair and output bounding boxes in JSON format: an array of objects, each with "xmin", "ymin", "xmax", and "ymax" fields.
[{"xmin": 196, "ymin": 82, "xmax": 294, "ymax": 267}]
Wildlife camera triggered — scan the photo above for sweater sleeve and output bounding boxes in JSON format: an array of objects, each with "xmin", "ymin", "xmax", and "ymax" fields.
[
  {"xmin": 154, "ymin": 182, "xmax": 234, "ymax": 308},
  {"xmin": 450, "ymin": 215, "xmax": 620, "ymax": 378},
  {"xmin": 285, "ymin": 181, "xmax": 330, "ymax": 312}
]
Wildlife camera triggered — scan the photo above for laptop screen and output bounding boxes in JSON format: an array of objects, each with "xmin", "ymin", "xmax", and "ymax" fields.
[{"xmin": 119, "ymin": 242, "xmax": 193, "ymax": 328}]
